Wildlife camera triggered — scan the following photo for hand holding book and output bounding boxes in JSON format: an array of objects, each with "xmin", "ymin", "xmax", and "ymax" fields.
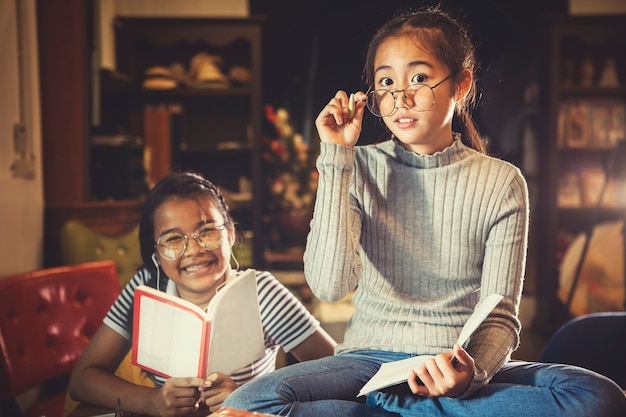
[{"xmin": 357, "ymin": 294, "xmax": 503, "ymax": 397}]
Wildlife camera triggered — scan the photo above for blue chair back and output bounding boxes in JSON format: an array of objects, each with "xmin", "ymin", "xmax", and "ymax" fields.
[{"xmin": 539, "ymin": 312, "xmax": 626, "ymax": 388}]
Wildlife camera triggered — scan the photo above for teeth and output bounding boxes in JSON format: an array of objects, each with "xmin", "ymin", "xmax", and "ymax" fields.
[
  {"xmin": 398, "ymin": 118, "xmax": 412, "ymax": 123},
  {"xmin": 185, "ymin": 263, "xmax": 207, "ymax": 272}
]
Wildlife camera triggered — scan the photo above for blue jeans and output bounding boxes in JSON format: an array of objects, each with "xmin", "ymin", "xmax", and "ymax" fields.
[{"xmin": 223, "ymin": 350, "xmax": 626, "ymax": 417}]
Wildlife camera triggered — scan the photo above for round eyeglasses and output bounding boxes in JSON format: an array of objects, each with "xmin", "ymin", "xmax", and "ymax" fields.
[
  {"xmin": 366, "ymin": 74, "xmax": 453, "ymax": 117},
  {"xmin": 155, "ymin": 223, "xmax": 225, "ymax": 260}
]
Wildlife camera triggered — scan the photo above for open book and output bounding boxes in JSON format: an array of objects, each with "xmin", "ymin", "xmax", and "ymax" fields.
[
  {"xmin": 132, "ymin": 268, "xmax": 265, "ymax": 379},
  {"xmin": 357, "ymin": 293, "xmax": 504, "ymax": 397}
]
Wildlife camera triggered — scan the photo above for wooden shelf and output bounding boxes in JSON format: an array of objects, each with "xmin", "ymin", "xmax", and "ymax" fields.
[
  {"xmin": 110, "ymin": 17, "xmax": 266, "ymax": 266},
  {"xmin": 535, "ymin": 15, "xmax": 626, "ymax": 334}
]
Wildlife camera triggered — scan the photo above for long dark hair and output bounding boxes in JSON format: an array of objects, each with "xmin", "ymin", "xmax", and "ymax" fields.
[
  {"xmin": 363, "ymin": 7, "xmax": 485, "ymax": 153},
  {"xmin": 138, "ymin": 171, "xmax": 233, "ymax": 268}
]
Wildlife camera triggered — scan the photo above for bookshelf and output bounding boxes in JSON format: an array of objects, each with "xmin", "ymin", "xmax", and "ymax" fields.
[
  {"xmin": 535, "ymin": 15, "xmax": 626, "ymax": 333},
  {"xmin": 99, "ymin": 17, "xmax": 265, "ymax": 267}
]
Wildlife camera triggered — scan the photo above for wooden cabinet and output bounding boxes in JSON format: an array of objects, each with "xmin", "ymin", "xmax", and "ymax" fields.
[
  {"xmin": 37, "ymin": 0, "xmax": 90, "ymax": 205},
  {"xmin": 38, "ymin": 8, "xmax": 266, "ymax": 268},
  {"xmin": 97, "ymin": 17, "xmax": 265, "ymax": 267},
  {"xmin": 535, "ymin": 15, "xmax": 626, "ymax": 333}
]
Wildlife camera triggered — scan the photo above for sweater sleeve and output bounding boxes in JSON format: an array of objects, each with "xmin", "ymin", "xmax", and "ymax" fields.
[
  {"xmin": 461, "ymin": 169, "xmax": 529, "ymax": 397},
  {"xmin": 303, "ymin": 143, "xmax": 362, "ymax": 301}
]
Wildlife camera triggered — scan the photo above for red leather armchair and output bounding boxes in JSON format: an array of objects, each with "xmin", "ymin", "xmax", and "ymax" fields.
[{"xmin": 0, "ymin": 260, "xmax": 120, "ymax": 417}]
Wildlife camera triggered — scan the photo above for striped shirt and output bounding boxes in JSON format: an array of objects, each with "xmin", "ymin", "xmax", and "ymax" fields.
[{"xmin": 104, "ymin": 267, "xmax": 320, "ymax": 387}]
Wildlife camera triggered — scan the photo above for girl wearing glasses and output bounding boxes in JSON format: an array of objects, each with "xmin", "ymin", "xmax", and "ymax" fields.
[
  {"xmin": 69, "ymin": 171, "xmax": 336, "ymax": 416},
  {"xmin": 223, "ymin": 6, "xmax": 625, "ymax": 417}
]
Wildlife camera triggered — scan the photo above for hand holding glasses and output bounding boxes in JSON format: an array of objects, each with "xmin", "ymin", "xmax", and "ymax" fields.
[
  {"xmin": 366, "ymin": 74, "xmax": 452, "ymax": 117},
  {"xmin": 156, "ymin": 223, "xmax": 226, "ymax": 260}
]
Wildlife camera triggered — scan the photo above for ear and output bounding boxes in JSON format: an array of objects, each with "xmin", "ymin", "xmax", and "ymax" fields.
[{"xmin": 455, "ymin": 68, "xmax": 473, "ymax": 102}]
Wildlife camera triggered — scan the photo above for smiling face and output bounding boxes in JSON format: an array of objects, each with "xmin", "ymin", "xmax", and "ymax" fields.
[
  {"xmin": 372, "ymin": 34, "xmax": 465, "ymax": 154},
  {"xmin": 153, "ymin": 196, "xmax": 235, "ymax": 307}
]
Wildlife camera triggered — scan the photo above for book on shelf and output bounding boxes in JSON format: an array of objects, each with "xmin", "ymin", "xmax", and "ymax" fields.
[
  {"xmin": 590, "ymin": 102, "xmax": 611, "ymax": 147},
  {"xmin": 132, "ymin": 268, "xmax": 265, "ymax": 379},
  {"xmin": 557, "ymin": 170, "xmax": 582, "ymax": 208},
  {"xmin": 602, "ymin": 177, "xmax": 626, "ymax": 208},
  {"xmin": 564, "ymin": 101, "xmax": 590, "ymax": 148},
  {"xmin": 559, "ymin": 161, "xmax": 626, "ymax": 209},
  {"xmin": 357, "ymin": 293, "xmax": 503, "ymax": 397},
  {"xmin": 579, "ymin": 162, "xmax": 606, "ymax": 208},
  {"xmin": 557, "ymin": 99, "xmax": 626, "ymax": 149}
]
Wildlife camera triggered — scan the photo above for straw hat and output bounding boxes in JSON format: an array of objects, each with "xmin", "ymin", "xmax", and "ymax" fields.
[{"xmin": 142, "ymin": 66, "xmax": 177, "ymax": 90}]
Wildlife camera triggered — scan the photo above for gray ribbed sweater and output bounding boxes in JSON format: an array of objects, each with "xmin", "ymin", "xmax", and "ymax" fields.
[{"xmin": 303, "ymin": 137, "xmax": 529, "ymax": 394}]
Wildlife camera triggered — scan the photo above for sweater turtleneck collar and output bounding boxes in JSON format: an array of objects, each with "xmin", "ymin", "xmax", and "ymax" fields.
[{"xmin": 378, "ymin": 133, "xmax": 474, "ymax": 169}]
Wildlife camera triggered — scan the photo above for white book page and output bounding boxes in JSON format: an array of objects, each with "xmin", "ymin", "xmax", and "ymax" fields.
[
  {"xmin": 206, "ymin": 269, "xmax": 265, "ymax": 375},
  {"xmin": 357, "ymin": 294, "xmax": 504, "ymax": 397},
  {"xmin": 456, "ymin": 294, "xmax": 503, "ymax": 348},
  {"xmin": 358, "ymin": 355, "xmax": 432, "ymax": 397},
  {"xmin": 135, "ymin": 294, "xmax": 205, "ymax": 377}
]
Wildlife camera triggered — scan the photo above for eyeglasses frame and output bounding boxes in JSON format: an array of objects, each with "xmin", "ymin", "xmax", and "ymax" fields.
[
  {"xmin": 366, "ymin": 73, "xmax": 453, "ymax": 117},
  {"xmin": 155, "ymin": 223, "xmax": 226, "ymax": 260}
]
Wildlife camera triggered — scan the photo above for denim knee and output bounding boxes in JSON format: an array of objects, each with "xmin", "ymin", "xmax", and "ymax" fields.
[{"xmin": 224, "ymin": 374, "xmax": 289, "ymax": 412}]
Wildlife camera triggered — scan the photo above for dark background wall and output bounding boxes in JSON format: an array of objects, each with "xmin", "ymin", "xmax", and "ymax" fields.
[{"xmin": 249, "ymin": 0, "xmax": 568, "ymax": 156}]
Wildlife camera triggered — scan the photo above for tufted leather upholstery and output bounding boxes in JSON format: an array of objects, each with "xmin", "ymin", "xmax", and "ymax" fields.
[
  {"xmin": 0, "ymin": 260, "xmax": 120, "ymax": 417},
  {"xmin": 59, "ymin": 220, "xmax": 154, "ymax": 416},
  {"xmin": 60, "ymin": 219, "xmax": 142, "ymax": 289}
]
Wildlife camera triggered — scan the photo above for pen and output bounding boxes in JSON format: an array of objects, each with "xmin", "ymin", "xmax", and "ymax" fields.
[{"xmin": 115, "ymin": 398, "xmax": 123, "ymax": 417}]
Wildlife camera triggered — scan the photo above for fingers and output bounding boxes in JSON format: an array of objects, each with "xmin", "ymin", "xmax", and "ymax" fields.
[
  {"xmin": 158, "ymin": 379, "xmax": 205, "ymax": 417},
  {"xmin": 407, "ymin": 369, "xmax": 429, "ymax": 396},
  {"xmin": 171, "ymin": 376, "xmax": 208, "ymax": 388},
  {"xmin": 199, "ymin": 373, "xmax": 239, "ymax": 413},
  {"xmin": 453, "ymin": 343, "xmax": 475, "ymax": 371},
  {"xmin": 407, "ymin": 349, "xmax": 471, "ymax": 397},
  {"xmin": 315, "ymin": 90, "xmax": 366, "ymax": 146},
  {"xmin": 155, "ymin": 385, "xmax": 200, "ymax": 416},
  {"xmin": 204, "ymin": 390, "xmax": 230, "ymax": 413},
  {"xmin": 205, "ymin": 372, "xmax": 227, "ymax": 385},
  {"xmin": 348, "ymin": 93, "xmax": 356, "ymax": 119},
  {"xmin": 339, "ymin": 91, "xmax": 366, "ymax": 122},
  {"xmin": 320, "ymin": 91, "xmax": 365, "ymax": 123}
]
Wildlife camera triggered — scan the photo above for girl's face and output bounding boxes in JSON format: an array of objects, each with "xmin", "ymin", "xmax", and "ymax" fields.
[
  {"xmin": 372, "ymin": 34, "xmax": 461, "ymax": 154},
  {"xmin": 153, "ymin": 196, "xmax": 234, "ymax": 307}
]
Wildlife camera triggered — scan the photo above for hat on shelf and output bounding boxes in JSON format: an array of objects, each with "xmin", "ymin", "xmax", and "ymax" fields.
[
  {"xmin": 142, "ymin": 66, "xmax": 178, "ymax": 90},
  {"xmin": 169, "ymin": 62, "xmax": 187, "ymax": 84},
  {"xmin": 187, "ymin": 52, "xmax": 230, "ymax": 88},
  {"xmin": 229, "ymin": 65, "xmax": 252, "ymax": 84}
]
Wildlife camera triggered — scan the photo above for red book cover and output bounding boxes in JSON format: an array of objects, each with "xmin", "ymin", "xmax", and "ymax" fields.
[
  {"xmin": 132, "ymin": 285, "xmax": 212, "ymax": 378},
  {"xmin": 131, "ymin": 269, "xmax": 265, "ymax": 378}
]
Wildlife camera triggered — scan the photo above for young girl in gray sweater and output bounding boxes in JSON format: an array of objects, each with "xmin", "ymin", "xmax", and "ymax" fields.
[{"xmin": 224, "ymin": 7, "xmax": 626, "ymax": 416}]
